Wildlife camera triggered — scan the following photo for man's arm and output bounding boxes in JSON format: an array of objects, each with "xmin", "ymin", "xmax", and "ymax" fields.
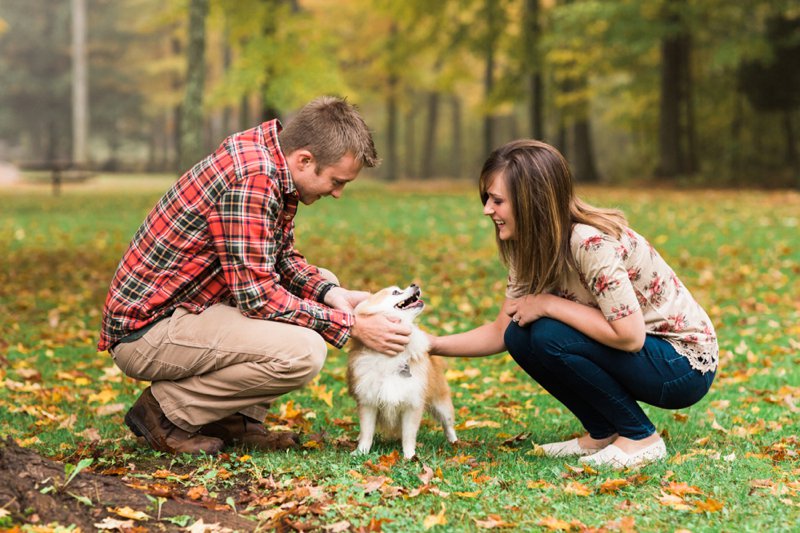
[{"xmin": 208, "ymin": 177, "xmax": 354, "ymax": 347}]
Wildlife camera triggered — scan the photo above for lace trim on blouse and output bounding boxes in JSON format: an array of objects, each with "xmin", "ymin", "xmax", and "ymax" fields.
[{"xmin": 665, "ymin": 338, "xmax": 719, "ymax": 374}]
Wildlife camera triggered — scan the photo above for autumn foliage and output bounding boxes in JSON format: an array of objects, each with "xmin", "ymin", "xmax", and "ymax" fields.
[{"xmin": 0, "ymin": 178, "xmax": 798, "ymax": 531}]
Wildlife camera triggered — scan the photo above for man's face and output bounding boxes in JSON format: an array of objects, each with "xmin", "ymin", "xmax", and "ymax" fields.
[{"xmin": 289, "ymin": 150, "xmax": 361, "ymax": 205}]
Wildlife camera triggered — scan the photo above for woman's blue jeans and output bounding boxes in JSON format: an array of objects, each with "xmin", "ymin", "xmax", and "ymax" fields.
[{"xmin": 504, "ymin": 318, "xmax": 715, "ymax": 440}]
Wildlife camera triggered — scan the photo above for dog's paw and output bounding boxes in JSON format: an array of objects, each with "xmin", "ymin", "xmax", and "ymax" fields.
[{"xmin": 352, "ymin": 446, "xmax": 371, "ymax": 456}]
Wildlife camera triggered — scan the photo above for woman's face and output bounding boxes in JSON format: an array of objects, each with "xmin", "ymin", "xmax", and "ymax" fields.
[{"xmin": 483, "ymin": 172, "xmax": 515, "ymax": 240}]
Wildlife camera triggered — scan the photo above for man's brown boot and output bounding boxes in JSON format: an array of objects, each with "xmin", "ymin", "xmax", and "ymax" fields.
[
  {"xmin": 124, "ymin": 387, "xmax": 224, "ymax": 455},
  {"xmin": 199, "ymin": 414, "xmax": 299, "ymax": 451}
]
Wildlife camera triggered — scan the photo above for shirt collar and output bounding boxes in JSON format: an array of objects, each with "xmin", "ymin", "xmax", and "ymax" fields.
[{"xmin": 261, "ymin": 119, "xmax": 296, "ymax": 197}]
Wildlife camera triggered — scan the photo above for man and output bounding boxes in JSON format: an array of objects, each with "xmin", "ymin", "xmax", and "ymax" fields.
[{"xmin": 99, "ymin": 96, "xmax": 411, "ymax": 454}]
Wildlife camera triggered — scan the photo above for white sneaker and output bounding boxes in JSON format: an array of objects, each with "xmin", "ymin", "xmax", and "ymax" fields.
[
  {"xmin": 579, "ymin": 438, "xmax": 667, "ymax": 469},
  {"xmin": 536, "ymin": 438, "xmax": 597, "ymax": 458}
]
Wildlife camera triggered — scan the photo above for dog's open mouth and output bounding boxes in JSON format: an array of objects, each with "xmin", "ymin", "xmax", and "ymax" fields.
[{"xmin": 395, "ymin": 287, "xmax": 423, "ymax": 310}]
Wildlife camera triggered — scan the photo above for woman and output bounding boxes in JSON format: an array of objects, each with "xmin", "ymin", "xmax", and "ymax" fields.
[{"xmin": 428, "ymin": 140, "xmax": 717, "ymax": 469}]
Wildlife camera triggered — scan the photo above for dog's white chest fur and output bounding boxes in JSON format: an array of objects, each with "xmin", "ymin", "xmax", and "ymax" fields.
[{"xmin": 350, "ymin": 328, "xmax": 430, "ymax": 410}]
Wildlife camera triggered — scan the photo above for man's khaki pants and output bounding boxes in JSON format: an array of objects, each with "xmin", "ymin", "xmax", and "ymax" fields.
[{"xmin": 110, "ymin": 274, "xmax": 337, "ymax": 433}]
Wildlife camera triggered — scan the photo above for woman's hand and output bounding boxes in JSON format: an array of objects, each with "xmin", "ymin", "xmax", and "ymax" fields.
[{"xmin": 506, "ymin": 294, "xmax": 555, "ymax": 327}]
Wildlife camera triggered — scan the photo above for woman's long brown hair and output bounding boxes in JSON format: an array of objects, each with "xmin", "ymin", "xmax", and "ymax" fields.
[{"xmin": 479, "ymin": 139, "xmax": 628, "ymax": 296}]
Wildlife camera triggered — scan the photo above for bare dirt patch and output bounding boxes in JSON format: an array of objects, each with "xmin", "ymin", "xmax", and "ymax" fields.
[{"xmin": 0, "ymin": 438, "xmax": 256, "ymax": 531}]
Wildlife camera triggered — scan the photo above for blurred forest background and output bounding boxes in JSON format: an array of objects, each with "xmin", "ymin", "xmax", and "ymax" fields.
[{"xmin": 0, "ymin": 0, "xmax": 798, "ymax": 187}]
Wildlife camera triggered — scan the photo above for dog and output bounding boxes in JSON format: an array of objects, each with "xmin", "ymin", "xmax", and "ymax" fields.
[{"xmin": 347, "ymin": 284, "xmax": 457, "ymax": 459}]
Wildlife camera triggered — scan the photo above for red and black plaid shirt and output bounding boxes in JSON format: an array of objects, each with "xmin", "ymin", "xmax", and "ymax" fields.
[{"xmin": 98, "ymin": 120, "xmax": 354, "ymax": 351}]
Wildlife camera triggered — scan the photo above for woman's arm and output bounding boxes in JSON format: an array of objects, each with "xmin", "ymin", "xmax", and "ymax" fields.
[
  {"xmin": 508, "ymin": 294, "xmax": 646, "ymax": 352},
  {"xmin": 428, "ymin": 299, "xmax": 514, "ymax": 358}
]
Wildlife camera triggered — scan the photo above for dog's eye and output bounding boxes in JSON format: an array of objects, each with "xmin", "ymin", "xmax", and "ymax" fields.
[{"xmin": 392, "ymin": 290, "xmax": 401, "ymax": 295}]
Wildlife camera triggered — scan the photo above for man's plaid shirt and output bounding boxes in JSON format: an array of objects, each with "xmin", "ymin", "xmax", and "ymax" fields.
[{"xmin": 98, "ymin": 120, "xmax": 354, "ymax": 351}]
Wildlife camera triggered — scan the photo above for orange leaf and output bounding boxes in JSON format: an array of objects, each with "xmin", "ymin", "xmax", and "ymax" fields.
[
  {"xmin": 599, "ymin": 478, "xmax": 630, "ymax": 494},
  {"xmin": 186, "ymin": 485, "xmax": 208, "ymax": 500},
  {"xmin": 692, "ymin": 497, "xmax": 724, "ymax": 513},
  {"xmin": 665, "ymin": 481, "xmax": 703, "ymax": 497}
]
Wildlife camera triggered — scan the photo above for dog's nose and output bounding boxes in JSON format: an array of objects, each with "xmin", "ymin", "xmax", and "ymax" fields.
[{"xmin": 410, "ymin": 283, "xmax": 418, "ymax": 289}]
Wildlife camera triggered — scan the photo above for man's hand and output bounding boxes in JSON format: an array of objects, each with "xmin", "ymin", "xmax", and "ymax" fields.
[
  {"xmin": 324, "ymin": 286, "xmax": 370, "ymax": 313},
  {"xmin": 351, "ymin": 314, "xmax": 411, "ymax": 356}
]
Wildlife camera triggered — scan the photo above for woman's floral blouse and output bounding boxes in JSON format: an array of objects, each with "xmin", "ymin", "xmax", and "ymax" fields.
[{"xmin": 507, "ymin": 223, "xmax": 718, "ymax": 373}]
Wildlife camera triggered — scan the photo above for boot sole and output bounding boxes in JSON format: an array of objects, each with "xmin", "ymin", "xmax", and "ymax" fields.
[{"xmin": 125, "ymin": 406, "xmax": 223, "ymax": 455}]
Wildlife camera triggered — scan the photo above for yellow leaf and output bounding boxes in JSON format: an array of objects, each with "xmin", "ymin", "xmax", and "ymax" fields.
[
  {"xmin": 537, "ymin": 516, "xmax": 573, "ymax": 530},
  {"xmin": 454, "ymin": 419, "xmax": 501, "ymax": 430},
  {"xmin": 474, "ymin": 514, "xmax": 515, "ymax": 529},
  {"xmin": 88, "ymin": 389, "xmax": 118, "ymax": 404},
  {"xmin": 563, "ymin": 481, "xmax": 591, "ymax": 496},
  {"xmin": 107, "ymin": 506, "xmax": 151, "ymax": 521},
  {"xmin": 309, "ymin": 382, "xmax": 333, "ymax": 407},
  {"xmin": 423, "ymin": 504, "xmax": 447, "ymax": 530},
  {"xmin": 454, "ymin": 490, "xmax": 481, "ymax": 498}
]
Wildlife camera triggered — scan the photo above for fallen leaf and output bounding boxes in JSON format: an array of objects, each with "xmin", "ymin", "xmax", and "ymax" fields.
[
  {"xmin": 94, "ymin": 403, "xmax": 126, "ymax": 416},
  {"xmin": 94, "ymin": 517, "xmax": 135, "ymax": 530},
  {"xmin": 423, "ymin": 504, "xmax": 447, "ymax": 530},
  {"xmin": 474, "ymin": 514, "xmax": 515, "ymax": 529},
  {"xmin": 693, "ymin": 497, "xmax": 725, "ymax": 513},
  {"xmin": 657, "ymin": 493, "xmax": 692, "ymax": 511},
  {"xmin": 599, "ymin": 478, "xmax": 630, "ymax": 494},
  {"xmin": 418, "ymin": 464, "xmax": 434, "ymax": 485},
  {"xmin": 455, "ymin": 419, "xmax": 501, "ymax": 430},
  {"xmin": 563, "ymin": 481, "xmax": 592, "ymax": 496},
  {"xmin": 538, "ymin": 516, "xmax": 581, "ymax": 531},
  {"xmin": 186, "ymin": 485, "xmax": 208, "ymax": 500},
  {"xmin": 323, "ymin": 521, "xmax": 351, "ymax": 532},
  {"xmin": 107, "ymin": 506, "xmax": 151, "ymax": 521},
  {"xmin": 664, "ymin": 482, "xmax": 703, "ymax": 497}
]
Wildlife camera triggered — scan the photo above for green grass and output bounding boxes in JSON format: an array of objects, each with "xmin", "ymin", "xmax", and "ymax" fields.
[{"xmin": 1, "ymin": 175, "xmax": 799, "ymax": 531}]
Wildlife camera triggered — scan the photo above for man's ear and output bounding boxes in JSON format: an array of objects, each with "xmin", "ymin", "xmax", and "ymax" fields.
[{"xmin": 287, "ymin": 149, "xmax": 315, "ymax": 171}]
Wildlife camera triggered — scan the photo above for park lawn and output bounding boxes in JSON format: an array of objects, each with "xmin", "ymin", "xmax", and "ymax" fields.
[{"xmin": 0, "ymin": 175, "xmax": 798, "ymax": 532}]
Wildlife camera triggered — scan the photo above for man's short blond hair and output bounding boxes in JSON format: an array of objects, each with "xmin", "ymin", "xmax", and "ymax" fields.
[{"xmin": 279, "ymin": 96, "xmax": 380, "ymax": 171}]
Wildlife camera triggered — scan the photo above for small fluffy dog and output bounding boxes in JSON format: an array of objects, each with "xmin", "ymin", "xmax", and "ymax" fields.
[{"xmin": 347, "ymin": 284, "xmax": 457, "ymax": 459}]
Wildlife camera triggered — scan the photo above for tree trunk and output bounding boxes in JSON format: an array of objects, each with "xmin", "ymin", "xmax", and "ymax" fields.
[
  {"xmin": 682, "ymin": 33, "xmax": 698, "ymax": 174},
  {"xmin": 179, "ymin": 0, "xmax": 209, "ymax": 172},
  {"xmin": 71, "ymin": 0, "xmax": 88, "ymax": 165},
  {"xmin": 483, "ymin": 1, "xmax": 498, "ymax": 156},
  {"xmin": 572, "ymin": 119, "xmax": 600, "ymax": 182},
  {"xmin": 384, "ymin": 22, "xmax": 399, "ymax": 182},
  {"xmin": 385, "ymin": 80, "xmax": 398, "ymax": 181},
  {"xmin": 404, "ymin": 97, "xmax": 417, "ymax": 179},
  {"xmin": 524, "ymin": 0, "xmax": 544, "ymax": 139},
  {"xmin": 421, "ymin": 91, "xmax": 440, "ymax": 179},
  {"xmin": 450, "ymin": 95, "xmax": 463, "ymax": 179},
  {"xmin": 484, "ymin": 42, "xmax": 496, "ymax": 156},
  {"xmin": 656, "ymin": 2, "xmax": 696, "ymax": 179}
]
